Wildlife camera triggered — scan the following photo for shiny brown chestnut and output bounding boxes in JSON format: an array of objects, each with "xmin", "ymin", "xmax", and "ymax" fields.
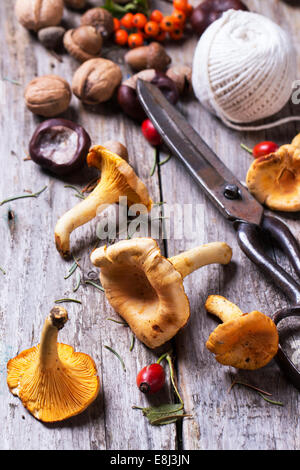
[
  {"xmin": 118, "ymin": 69, "xmax": 179, "ymax": 121},
  {"xmin": 190, "ymin": 0, "xmax": 248, "ymax": 36},
  {"xmin": 29, "ymin": 118, "xmax": 91, "ymax": 176}
]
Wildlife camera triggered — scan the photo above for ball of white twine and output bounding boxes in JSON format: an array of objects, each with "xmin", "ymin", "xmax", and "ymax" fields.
[{"xmin": 192, "ymin": 9, "xmax": 299, "ymax": 131}]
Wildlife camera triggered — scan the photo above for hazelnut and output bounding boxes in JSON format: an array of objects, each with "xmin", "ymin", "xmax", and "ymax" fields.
[
  {"xmin": 64, "ymin": 0, "xmax": 86, "ymax": 9},
  {"xmin": 64, "ymin": 26, "xmax": 102, "ymax": 62},
  {"xmin": 15, "ymin": 0, "xmax": 64, "ymax": 32},
  {"xmin": 166, "ymin": 66, "xmax": 192, "ymax": 95},
  {"xmin": 72, "ymin": 58, "xmax": 122, "ymax": 105},
  {"xmin": 103, "ymin": 141, "xmax": 128, "ymax": 161},
  {"xmin": 81, "ymin": 8, "xmax": 114, "ymax": 38},
  {"xmin": 118, "ymin": 70, "xmax": 179, "ymax": 121},
  {"xmin": 25, "ymin": 75, "xmax": 72, "ymax": 117},
  {"xmin": 38, "ymin": 26, "xmax": 66, "ymax": 50},
  {"xmin": 125, "ymin": 43, "xmax": 171, "ymax": 72}
]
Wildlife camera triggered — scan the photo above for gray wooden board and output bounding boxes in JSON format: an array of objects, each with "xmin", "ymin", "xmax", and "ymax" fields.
[{"xmin": 0, "ymin": 0, "xmax": 299, "ymax": 450}]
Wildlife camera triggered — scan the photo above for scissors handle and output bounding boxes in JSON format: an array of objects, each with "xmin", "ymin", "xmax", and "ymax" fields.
[
  {"xmin": 234, "ymin": 215, "xmax": 300, "ymax": 305},
  {"xmin": 274, "ymin": 306, "xmax": 300, "ymax": 390}
]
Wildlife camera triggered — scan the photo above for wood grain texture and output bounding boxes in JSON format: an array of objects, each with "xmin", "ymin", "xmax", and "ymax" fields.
[{"xmin": 0, "ymin": 0, "xmax": 300, "ymax": 451}]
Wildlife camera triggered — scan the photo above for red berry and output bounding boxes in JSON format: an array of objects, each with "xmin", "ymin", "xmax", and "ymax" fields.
[
  {"xmin": 252, "ymin": 141, "xmax": 279, "ymax": 158},
  {"xmin": 141, "ymin": 119, "xmax": 162, "ymax": 146},
  {"xmin": 136, "ymin": 363, "xmax": 166, "ymax": 394}
]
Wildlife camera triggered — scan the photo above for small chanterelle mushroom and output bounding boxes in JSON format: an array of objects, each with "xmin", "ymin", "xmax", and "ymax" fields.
[
  {"xmin": 205, "ymin": 295, "xmax": 279, "ymax": 370},
  {"xmin": 246, "ymin": 133, "xmax": 300, "ymax": 212},
  {"xmin": 91, "ymin": 238, "xmax": 232, "ymax": 348},
  {"xmin": 7, "ymin": 307, "xmax": 100, "ymax": 422},
  {"xmin": 55, "ymin": 146, "xmax": 152, "ymax": 257}
]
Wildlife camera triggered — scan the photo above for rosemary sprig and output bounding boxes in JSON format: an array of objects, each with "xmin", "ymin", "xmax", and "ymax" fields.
[
  {"xmin": 104, "ymin": 345, "xmax": 126, "ymax": 372},
  {"xmin": 2, "ymin": 77, "xmax": 21, "ymax": 86},
  {"xmin": 107, "ymin": 317, "xmax": 128, "ymax": 326},
  {"xmin": 73, "ymin": 271, "xmax": 81, "ymax": 293},
  {"xmin": 64, "ymin": 256, "xmax": 81, "ymax": 280},
  {"xmin": 229, "ymin": 380, "xmax": 284, "ymax": 406},
  {"xmin": 64, "ymin": 185, "xmax": 85, "ymax": 200},
  {"xmin": 258, "ymin": 393, "xmax": 284, "ymax": 406},
  {"xmin": 150, "ymin": 148, "xmax": 158, "ymax": 176},
  {"xmin": 54, "ymin": 298, "xmax": 82, "ymax": 304},
  {"xmin": 85, "ymin": 280, "xmax": 105, "ymax": 291},
  {"xmin": 0, "ymin": 186, "xmax": 47, "ymax": 206},
  {"xmin": 159, "ymin": 154, "xmax": 172, "ymax": 166},
  {"xmin": 129, "ymin": 334, "xmax": 135, "ymax": 351},
  {"xmin": 0, "ymin": 266, "xmax": 6, "ymax": 275}
]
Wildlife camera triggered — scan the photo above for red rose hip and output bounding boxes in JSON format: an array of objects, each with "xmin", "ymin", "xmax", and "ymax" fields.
[
  {"xmin": 136, "ymin": 363, "xmax": 166, "ymax": 394},
  {"xmin": 141, "ymin": 119, "xmax": 163, "ymax": 146}
]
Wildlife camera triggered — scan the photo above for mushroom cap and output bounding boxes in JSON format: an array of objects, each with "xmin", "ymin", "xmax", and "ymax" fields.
[
  {"xmin": 7, "ymin": 343, "xmax": 100, "ymax": 422},
  {"xmin": 206, "ymin": 310, "xmax": 279, "ymax": 370},
  {"xmin": 246, "ymin": 143, "xmax": 300, "ymax": 212},
  {"xmin": 91, "ymin": 238, "xmax": 190, "ymax": 349},
  {"xmin": 87, "ymin": 145, "xmax": 152, "ymax": 211}
]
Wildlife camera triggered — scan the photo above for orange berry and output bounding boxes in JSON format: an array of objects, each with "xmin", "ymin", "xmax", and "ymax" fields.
[
  {"xmin": 173, "ymin": 0, "xmax": 188, "ymax": 12},
  {"xmin": 121, "ymin": 13, "xmax": 134, "ymax": 29},
  {"xmin": 156, "ymin": 30, "xmax": 167, "ymax": 42},
  {"xmin": 113, "ymin": 18, "xmax": 120, "ymax": 31},
  {"xmin": 132, "ymin": 13, "xmax": 147, "ymax": 29},
  {"xmin": 185, "ymin": 4, "xmax": 193, "ymax": 17},
  {"xmin": 114, "ymin": 29, "xmax": 128, "ymax": 46},
  {"xmin": 169, "ymin": 26, "xmax": 183, "ymax": 40},
  {"xmin": 160, "ymin": 16, "xmax": 175, "ymax": 33},
  {"xmin": 150, "ymin": 9, "xmax": 164, "ymax": 23},
  {"xmin": 144, "ymin": 21, "xmax": 160, "ymax": 37},
  {"xmin": 172, "ymin": 9, "xmax": 186, "ymax": 25},
  {"xmin": 128, "ymin": 32, "xmax": 144, "ymax": 48}
]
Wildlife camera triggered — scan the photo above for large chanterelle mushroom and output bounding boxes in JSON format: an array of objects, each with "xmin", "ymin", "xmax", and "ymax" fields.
[
  {"xmin": 246, "ymin": 133, "xmax": 300, "ymax": 212},
  {"xmin": 7, "ymin": 306, "xmax": 100, "ymax": 422},
  {"xmin": 55, "ymin": 145, "xmax": 152, "ymax": 258},
  {"xmin": 205, "ymin": 295, "xmax": 279, "ymax": 370},
  {"xmin": 91, "ymin": 238, "xmax": 232, "ymax": 348}
]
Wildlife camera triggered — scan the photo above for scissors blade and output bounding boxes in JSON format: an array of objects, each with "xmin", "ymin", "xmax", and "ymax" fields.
[{"xmin": 137, "ymin": 79, "xmax": 264, "ymax": 226}]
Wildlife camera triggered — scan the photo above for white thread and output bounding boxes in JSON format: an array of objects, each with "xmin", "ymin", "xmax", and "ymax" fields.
[{"xmin": 192, "ymin": 10, "xmax": 300, "ymax": 132}]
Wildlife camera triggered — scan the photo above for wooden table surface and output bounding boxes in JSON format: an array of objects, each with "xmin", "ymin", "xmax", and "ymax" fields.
[{"xmin": 1, "ymin": 0, "xmax": 300, "ymax": 450}]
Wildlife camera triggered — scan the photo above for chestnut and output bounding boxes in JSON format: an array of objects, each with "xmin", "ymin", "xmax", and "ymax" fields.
[
  {"xmin": 29, "ymin": 118, "xmax": 91, "ymax": 176},
  {"xmin": 118, "ymin": 69, "xmax": 179, "ymax": 121},
  {"xmin": 190, "ymin": 0, "xmax": 248, "ymax": 36}
]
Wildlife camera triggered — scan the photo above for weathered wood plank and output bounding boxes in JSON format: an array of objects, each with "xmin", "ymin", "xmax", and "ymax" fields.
[
  {"xmin": 0, "ymin": 1, "xmax": 177, "ymax": 450},
  {"xmin": 159, "ymin": 0, "xmax": 300, "ymax": 450}
]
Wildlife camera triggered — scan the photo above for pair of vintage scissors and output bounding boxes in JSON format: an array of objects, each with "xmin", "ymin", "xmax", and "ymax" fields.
[{"xmin": 137, "ymin": 79, "xmax": 300, "ymax": 390}]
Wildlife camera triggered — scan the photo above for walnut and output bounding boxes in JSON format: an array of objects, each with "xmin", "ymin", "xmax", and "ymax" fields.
[
  {"xmin": 64, "ymin": 26, "xmax": 102, "ymax": 62},
  {"xmin": 80, "ymin": 8, "xmax": 114, "ymax": 38},
  {"xmin": 64, "ymin": 0, "xmax": 86, "ymax": 9},
  {"xmin": 72, "ymin": 58, "xmax": 122, "ymax": 105},
  {"xmin": 15, "ymin": 0, "xmax": 64, "ymax": 32},
  {"xmin": 25, "ymin": 75, "xmax": 72, "ymax": 117}
]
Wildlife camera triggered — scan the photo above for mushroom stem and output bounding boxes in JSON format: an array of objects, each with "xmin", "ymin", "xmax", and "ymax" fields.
[
  {"xmin": 55, "ymin": 183, "xmax": 117, "ymax": 257},
  {"xmin": 168, "ymin": 242, "xmax": 232, "ymax": 278},
  {"xmin": 38, "ymin": 307, "xmax": 68, "ymax": 369},
  {"xmin": 205, "ymin": 295, "xmax": 243, "ymax": 323}
]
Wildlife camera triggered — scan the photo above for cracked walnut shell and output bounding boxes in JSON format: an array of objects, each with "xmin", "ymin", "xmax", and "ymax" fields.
[
  {"xmin": 72, "ymin": 58, "xmax": 122, "ymax": 105},
  {"xmin": 64, "ymin": 26, "xmax": 102, "ymax": 62},
  {"xmin": 15, "ymin": 0, "xmax": 64, "ymax": 32},
  {"xmin": 25, "ymin": 75, "xmax": 72, "ymax": 117}
]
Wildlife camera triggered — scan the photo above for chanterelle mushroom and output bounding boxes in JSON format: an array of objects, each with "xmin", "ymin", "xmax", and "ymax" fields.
[
  {"xmin": 91, "ymin": 238, "xmax": 232, "ymax": 348},
  {"xmin": 7, "ymin": 306, "xmax": 100, "ymax": 422},
  {"xmin": 55, "ymin": 146, "xmax": 152, "ymax": 258},
  {"xmin": 246, "ymin": 133, "xmax": 300, "ymax": 212},
  {"xmin": 205, "ymin": 295, "xmax": 279, "ymax": 370}
]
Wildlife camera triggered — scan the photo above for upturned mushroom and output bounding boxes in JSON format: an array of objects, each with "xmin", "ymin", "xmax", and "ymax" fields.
[
  {"xmin": 55, "ymin": 146, "xmax": 152, "ymax": 258},
  {"xmin": 246, "ymin": 133, "xmax": 300, "ymax": 212},
  {"xmin": 91, "ymin": 238, "xmax": 232, "ymax": 348},
  {"xmin": 7, "ymin": 306, "xmax": 100, "ymax": 422},
  {"xmin": 205, "ymin": 295, "xmax": 279, "ymax": 369}
]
